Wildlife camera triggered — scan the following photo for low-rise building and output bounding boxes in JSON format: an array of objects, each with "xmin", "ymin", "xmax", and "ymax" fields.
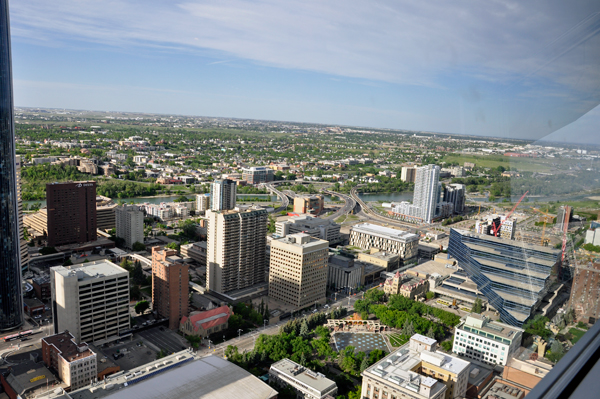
[
  {"xmin": 42, "ymin": 331, "xmax": 97, "ymax": 391},
  {"xmin": 452, "ymin": 314, "xmax": 523, "ymax": 366},
  {"xmin": 361, "ymin": 334, "xmax": 470, "ymax": 399},
  {"xmin": 276, "ymin": 215, "xmax": 341, "ymax": 244},
  {"xmin": 293, "ymin": 195, "xmax": 325, "ymax": 215},
  {"xmin": 350, "ymin": 223, "xmax": 419, "ymax": 264},
  {"xmin": 269, "ymin": 358, "xmax": 337, "ymax": 399},
  {"xmin": 383, "ymin": 271, "xmax": 429, "ymax": 299},
  {"xmin": 501, "ymin": 347, "xmax": 553, "ymax": 392},
  {"xmin": 32, "ymin": 275, "xmax": 51, "ymax": 301},
  {"xmin": 327, "ymin": 254, "xmax": 363, "ymax": 291},
  {"xmin": 0, "ymin": 362, "xmax": 58, "ymax": 399},
  {"xmin": 357, "ymin": 250, "xmax": 400, "ymax": 272},
  {"xmin": 180, "ymin": 241, "xmax": 207, "ymax": 266},
  {"xmin": 180, "ymin": 305, "xmax": 233, "ymax": 338}
]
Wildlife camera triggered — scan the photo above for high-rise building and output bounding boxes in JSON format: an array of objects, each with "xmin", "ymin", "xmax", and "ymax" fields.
[
  {"xmin": 151, "ymin": 247, "xmax": 189, "ymax": 329},
  {"xmin": 448, "ymin": 229, "xmax": 561, "ymax": 327},
  {"xmin": 0, "ymin": 0, "xmax": 24, "ymax": 331},
  {"xmin": 206, "ymin": 208, "xmax": 268, "ymax": 294},
  {"xmin": 242, "ymin": 166, "xmax": 274, "ymax": 185},
  {"xmin": 42, "ymin": 331, "xmax": 97, "ymax": 391},
  {"xmin": 269, "ymin": 233, "xmax": 329, "ymax": 308},
  {"xmin": 452, "ymin": 314, "xmax": 523, "ymax": 366},
  {"xmin": 349, "ymin": 223, "xmax": 419, "ymax": 264},
  {"xmin": 46, "ymin": 181, "xmax": 97, "ymax": 247},
  {"xmin": 50, "ymin": 261, "xmax": 130, "ymax": 343},
  {"xmin": 413, "ymin": 164, "xmax": 441, "ymax": 223},
  {"xmin": 16, "ymin": 155, "xmax": 29, "ymax": 272},
  {"xmin": 400, "ymin": 165, "xmax": 417, "ymax": 182},
  {"xmin": 569, "ymin": 261, "xmax": 600, "ymax": 324},
  {"xmin": 196, "ymin": 193, "xmax": 210, "ymax": 213},
  {"xmin": 210, "ymin": 179, "xmax": 237, "ymax": 211},
  {"xmin": 443, "ymin": 183, "xmax": 465, "ymax": 214},
  {"xmin": 115, "ymin": 204, "xmax": 144, "ymax": 249}
]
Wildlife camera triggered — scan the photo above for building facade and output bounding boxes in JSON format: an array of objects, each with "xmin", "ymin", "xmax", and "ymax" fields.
[
  {"xmin": 452, "ymin": 314, "xmax": 523, "ymax": 366},
  {"xmin": 327, "ymin": 255, "xmax": 363, "ymax": 292},
  {"xmin": 269, "ymin": 233, "xmax": 329, "ymax": 308},
  {"xmin": 293, "ymin": 195, "xmax": 324, "ymax": 215},
  {"xmin": 115, "ymin": 204, "xmax": 144, "ymax": 249},
  {"xmin": 413, "ymin": 164, "xmax": 441, "ymax": 224},
  {"xmin": 46, "ymin": 181, "xmax": 97, "ymax": 247},
  {"xmin": 16, "ymin": 155, "xmax": 29, "ymax": 272},
  {"xmin": 242, "ymin": 166, "xmax": 274, "ymax": 185},
  {"xmin": 179, "ymin": 305, "xmax": 232, "ymax": 338},
  {"xmin": 401, "ymin": 166, "xmax": 417, "ymax": 183},
  {"xmin": 349, "ymin": 223, "xmax": 419, "ymax": 264},
  {"xmin": 383, "ymin": 271, "xmax": 429, "ymax": 299},
  {"xmin": 269, "ymin": 358, "xmax": 337, "ymax": 399},
  {"xmin": 196, "ymin": 193, "xmax": 210, "ymax": 213},
  {"xmin": 210, "ymin": 179, "xmax": 237, "ymax": 211},
  {"xmin": 50, "ymin": 261, "xmax": 130, "ymax": 343},
  {"xmin": 42, "ymin": 331, "xmax": 97, "ymax": 390},
  {"xmin": 0, "ymin": 0, "xmax": 24, "ymax": 330},
  {"xmin": 443, "ymin": 184, "xmax": 465, "ymax": 214},
  {"xmin": 151, "ymin": 247, "xmax": 189, "ymax": 329},
  {"xmin": 569, "ymin": 261, "xmax": 600, "ymax": 324},
  {"xmin": 206, "ymin": 208, "xmax": 268, "ymax": 294},
  {"xmin": 275, "ymin": 214, "xmax": 341, "ymax": 244},
  {"xmin": 448, "ymin": 229, "xmax": 561, "ymax": 327},
  {"xmin": 361, "ymin": 335, "xmax": 470, "ymax": 399}
]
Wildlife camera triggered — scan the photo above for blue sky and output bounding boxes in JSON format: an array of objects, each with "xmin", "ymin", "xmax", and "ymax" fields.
[{"xmin": 9, "ymin": 0, "xmax": 600, "ymax": 143}]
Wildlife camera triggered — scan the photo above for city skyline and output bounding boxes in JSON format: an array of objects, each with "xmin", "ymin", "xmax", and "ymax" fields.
[{"xmin": 8, "ymin": 1, "xmax": 600, "ymax": 143}]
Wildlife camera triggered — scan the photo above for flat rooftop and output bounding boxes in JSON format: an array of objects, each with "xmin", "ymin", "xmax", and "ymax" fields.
[
  {"xmin": 52, "ymin": 260, "xmax": 127, "ymax": 281},
  {"xmin": 352, "ymin": 223, "xmax": 419, "ymax": 242},
  {"xmin": 461, "ymin": 314, "xmax": 524, "ymax": 340},
  {"xmin": 39, "ymin": 353, "xmax": 277, "ymax": 399},
  {"xmin": 408, "ymin": 260, "xmax": 456, "ymax": 278},
  {"xmin": 270, "ymin": 358, "xmax": 336, "ymax": 393},
  {"xmin": 43, "ymin": 331, "xmax": 95, "ymax": 362},
  {"xmin": 273, "ymin": 233, "xmax": 328, "ymax": 249},
  {"xmin": 453, "ymin": 229, "xmax": 561, "ymax": 258}
]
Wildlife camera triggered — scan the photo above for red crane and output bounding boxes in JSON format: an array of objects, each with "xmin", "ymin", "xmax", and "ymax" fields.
[{"xmin": 492, "ymin": 191, "xmax": 528, "ymax": 237}]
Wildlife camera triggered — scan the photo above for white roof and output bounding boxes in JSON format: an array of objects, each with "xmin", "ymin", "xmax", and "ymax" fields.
[{"xmin": 352, "ymin": 223, "xmax": 419, "ymax": 242}]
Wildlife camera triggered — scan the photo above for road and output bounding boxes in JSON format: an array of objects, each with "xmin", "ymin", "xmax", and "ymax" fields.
[{"xmin": 321, "ymin": 190, "xmax": 356, "ymax": 221}]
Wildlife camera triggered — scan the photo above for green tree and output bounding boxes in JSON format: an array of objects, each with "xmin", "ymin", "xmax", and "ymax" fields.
[
  {"xmin": 471, "ymin": 298, "xmax": 483, "ymax": 314},
  {"xmin": 132, "ymin": 260, "xmax": 145, "ymax": 285},
  {"xmin": 132, "ymin": 241, "xmax": 146, "ymax": 251},
  {"xmin": 62, "ymin": 258, "xmax": 73, "ymax": 266},
  {"xmin": 135, "ymin": 300, "xmax": 150, "ymax": 315},
  {"xmin": 360, "ymin": 355, "xmax": 369, "ymax": 372},
  {"xmin": 299, "ymin": 319, "xmax": 309, "ymax": 339}
]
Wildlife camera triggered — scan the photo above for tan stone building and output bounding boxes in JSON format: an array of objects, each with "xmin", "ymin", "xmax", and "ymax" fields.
[
  {"xmin": 383, "ymin": 271, "xmax": 429, "ymax": 299},
  {"xmin": 293, "ymin": 195, "xmax": 324, "ymax": 215},
  {"xmin": 42, "ymin": 331, "xmax": 97, "ymax": 391},
  {"xmin": 152, "ymin": 247, "xmax": 189, "ymax": 329},
  {"xmin": 349, "ymin": 223, "xmax": 419, "ymax": 264},
  {"xmin": 269, "ymin": 233, "xmax": 329, "ymax": 308}
]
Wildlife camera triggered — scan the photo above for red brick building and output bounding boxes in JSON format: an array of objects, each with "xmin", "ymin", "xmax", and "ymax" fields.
[
  {"xmin": 151, "ymin": 247, "xmax": 189, "ymax": 329},
  {"xmin": 570, "ymin": 262, "xmax": 600, "ymax": 324},
  {"xmin": 46, "ymin": 181, "xmax": 97, "ymax": 247}
]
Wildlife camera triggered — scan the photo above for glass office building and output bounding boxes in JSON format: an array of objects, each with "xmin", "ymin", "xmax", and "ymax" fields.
[
  {"xmin": 0, "ymin": 0, "xmax": 24, "ymax": 331},
  {"xmin": 448, "ymin": 228, "xmax": 561, "ymax": 327}
]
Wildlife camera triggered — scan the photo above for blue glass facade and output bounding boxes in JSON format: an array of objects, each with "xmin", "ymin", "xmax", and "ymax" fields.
[
  {"xmin": 448, "ymin": 229, "xmax": 561, "ymax": 327},
  {"xmin": 0, "ymin": 0, "xmax": 24, "ymax": 331}
]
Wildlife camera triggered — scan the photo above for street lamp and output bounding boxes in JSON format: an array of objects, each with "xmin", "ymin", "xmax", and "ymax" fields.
[
  {"xmin": 238, "ymin": 329, "xmax": 243, "ymax": 339},
  {"xmin": 207, "ymin": 339, "xmax": 212, "ymax": 349}
]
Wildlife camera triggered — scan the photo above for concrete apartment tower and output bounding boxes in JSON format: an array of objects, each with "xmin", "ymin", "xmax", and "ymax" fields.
[
  {"xmin": 115, "ymin": 204, "xmax": 144, "ymax": 249},
  {"xmin": 151, "ymin": 247, "xmax": 189, "ymax": 329},
  {"xmin": 413, "ymin": 164, "xmax": 441, "ymax": 223},
  {"xmin": 210, "ymin": 179, "xmax": 237, "ymax": 211},
  {"xmin": 269, "ymin": 233, "xmax": 329, "ymax": 308},
  {"xmin": 46, "ymin": 181, "xmax": 97, "ymax": 246},
  {"xmin": 0, "ymin": 0, "xmax": 24, "ymax": 331},
  {"xmin": 50, "ymin": 260, "xmax": 130, "ymax": 343},
  {"xmin": 206, "ymin": 208, "xmax": 268, "ymax": 294}
]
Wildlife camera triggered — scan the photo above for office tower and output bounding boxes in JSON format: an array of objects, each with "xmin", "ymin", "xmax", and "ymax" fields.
[
  {"xmin": 569, "ymin": 261, "xmax": 600, "ymax": 324},
  {"xmin": 448, "ymin": 229, "xmax": 561, "ymax": 327},
  {"xmin": 452, "ymin": 314, "xmax": 523, "ymax": 366},
  {"xmin": 0, "ymin": 0, "xmax": 24, "ymax": 331},
  {"xmin": 400, "ymin": 165, "xmax": 417, "ymax": 182},
  {"xmin": 413, "ymin": 164, "xmax": 440, "ymax": 223},
  {"xmin": 269, "ymin": 233, "xmax": 328, "ymax": 308},
  {"xmin": 42, "ymin": 331, "xmax": 97, "ymax": 391},
  {"xmin": 115, "ymin": 204, "xmax": 144, "ymax": 249},
  {"xmin": 96, "ymin": 195, "xmax": 117, "ymax": 230},
  {"xmin": 151, "ymin": 247, "xmax": 189, "ymax": 329},
  {"xmin": 443, "ymin": 183, "xmax": 465, "ymax": 214},
  {"xmin": 349, "ymin": 223, "xmax": 419, "ymax": 264},
  {"xmin": 46, "ymin": 181, "xmax": 97, "ymax": 247},
  {"xmin": 50, "ymin": 261, "xmax": 130, "ymax": 343},
  {"xmin": 196, "ymin": 193, "xmax": 210, "ymax": 213},
  {"xmin": 206, "ymin": 208, "xmax": 268, "ymax": 294},
  {"xmin": 362, "ymin": 334, "xmax": 470, "ymax": 399},
  {"xmin": 16, "ymin": 155, "xmax": 29, "ymax": 272},
  {"xmin": 293, "ymin": 195, "xmax": 324, "ymax": 215},
  {"xmin": 242, "ymin": 166, "xmax": 274, "ymax": 185},
  {"xmin": 210, "ymin": 179, "xmax": 237, "ymax": 211}
]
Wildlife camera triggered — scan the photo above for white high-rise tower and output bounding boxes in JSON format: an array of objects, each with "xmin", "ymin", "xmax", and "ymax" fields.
[
  {"xmin": 413, "ymin": 164, "xmax": 440, "ymax": 223},
  {"xmin": 210, "ymin": 179, "xmax": 237, "ymax": 211}
]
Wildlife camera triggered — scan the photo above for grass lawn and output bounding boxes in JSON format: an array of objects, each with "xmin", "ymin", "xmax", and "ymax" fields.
[
  {"xmin": 441, "ymin": 154, "xmax": 558, "ymax": 173},
  {"xmin": 388, "ymin": 334, "xmax": 409, "ymax": 347},
  {"xmin": 569, "ymin": 328, "xmax": 586, "ymax": 344}
]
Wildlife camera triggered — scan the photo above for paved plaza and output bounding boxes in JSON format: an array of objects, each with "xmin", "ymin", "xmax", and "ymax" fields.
[{"xmin": 334, "ymin": 332, "xmax": 390, "ymax": 354}]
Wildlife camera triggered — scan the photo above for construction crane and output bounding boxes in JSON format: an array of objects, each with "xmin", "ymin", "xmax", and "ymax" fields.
[
  {"xmin": 492, "ymin": 191, "xmax": 528, "ymax": 237},
  {"xmin": 532, "ymin": 207, "xmax": 553, "ymax": 246}
]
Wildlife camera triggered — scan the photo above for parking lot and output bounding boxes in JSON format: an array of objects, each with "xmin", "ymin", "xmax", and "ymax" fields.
[
  {"xmin": 137, "ymin": 326, "xmax": 188, "ymax": 354},
  {"xmin": 100, "ymin": 340, "xmax": 158, "ymax": 371}
]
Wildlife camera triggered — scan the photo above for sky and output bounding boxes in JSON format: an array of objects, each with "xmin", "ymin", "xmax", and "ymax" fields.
[{"xmin": 8, "ymin": 0, "xmax": 600, "ymax": 143}]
